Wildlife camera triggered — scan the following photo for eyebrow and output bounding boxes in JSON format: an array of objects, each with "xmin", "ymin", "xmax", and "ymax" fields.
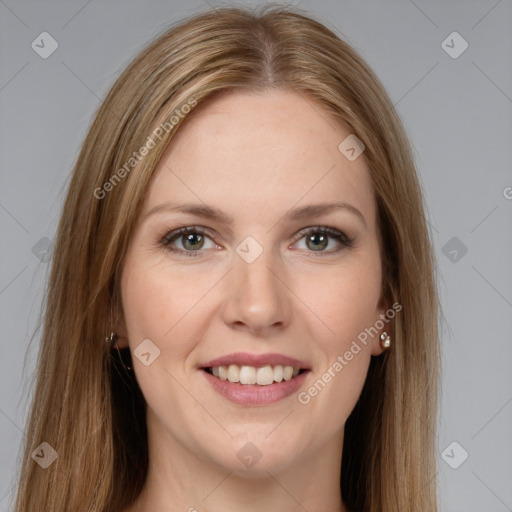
[{"xmin": 144, "ymin": 201, "xmax": 367, "ymax": 228}]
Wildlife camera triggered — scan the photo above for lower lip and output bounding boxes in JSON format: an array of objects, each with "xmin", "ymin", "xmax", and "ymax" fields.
[{"xmin": 201, "ymin": 369, "xmax": 310, "ymax": 406}]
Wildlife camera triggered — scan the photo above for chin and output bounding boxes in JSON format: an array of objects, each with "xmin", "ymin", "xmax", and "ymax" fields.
[{"xmin": 200, "ymin": 432, "xmax": 305, "ymax": 475}]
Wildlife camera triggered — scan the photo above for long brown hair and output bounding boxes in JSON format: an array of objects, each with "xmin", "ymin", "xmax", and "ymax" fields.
[{"xmin": 12, "ymin": 5, "xmax": 441, "ymax": 511}]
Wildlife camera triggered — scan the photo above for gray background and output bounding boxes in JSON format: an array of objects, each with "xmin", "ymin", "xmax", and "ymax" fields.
[{"xmin": 1, "ymin": 0, "xmax": 511, "ymax": 510}]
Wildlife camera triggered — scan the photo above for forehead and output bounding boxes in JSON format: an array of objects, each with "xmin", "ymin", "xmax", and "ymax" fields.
[{"xmin": 144, "ymin": 89, "xmax": 376, "ymax": 231}]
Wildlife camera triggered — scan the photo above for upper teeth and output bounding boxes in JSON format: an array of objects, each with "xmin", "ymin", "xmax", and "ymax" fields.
[{"xmin": 211, "ymin": 365, "xmax": 300, "ymax": 385}]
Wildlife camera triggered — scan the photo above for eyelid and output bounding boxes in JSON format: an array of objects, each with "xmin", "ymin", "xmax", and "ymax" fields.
[
  {"xmin": 160, "ymin": 225, "xmax": 216, "ymax": 245},
  {"xmin": 159, "ymin": 226, "xmax": 220, "ymax": 256},
  {"xmin": 293, "ymin": 226, "xmax": 353, "ymax": 245},
  {"xmin": 291, "ymin": 226, "xmax": 354, "ymax": 256}
]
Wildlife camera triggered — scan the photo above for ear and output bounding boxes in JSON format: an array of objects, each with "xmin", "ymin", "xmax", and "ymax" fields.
[
  {"xmin": 112, "ymin": 303, "xmax": 130, "ymax": 349},
  {"xmin": 370, "ymin": 293, "xmax": 392, "ymax": 357}
]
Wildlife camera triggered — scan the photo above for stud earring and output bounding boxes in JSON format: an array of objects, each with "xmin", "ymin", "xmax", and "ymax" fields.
[
  {"xmin": 380, "ymin": 331, "xmax": 391, "ymax": 349},
  {"xmin": 106, "ymin": 332, "xmax": 132, "ymax": 371}
]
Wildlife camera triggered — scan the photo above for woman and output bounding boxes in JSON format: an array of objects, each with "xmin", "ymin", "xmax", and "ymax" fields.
[{"xmin": 13, "ymin": 5, "xmax": 441, "ymax": 511}]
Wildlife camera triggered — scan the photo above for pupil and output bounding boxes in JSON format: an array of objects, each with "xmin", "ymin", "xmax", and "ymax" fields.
[
  {"xmin": 308, "ymin": 233, "xmax": 327, "ymax": 251},
  {"xmin": 184, "ymin": 233, "xmax": 203, "ymax": 250}
]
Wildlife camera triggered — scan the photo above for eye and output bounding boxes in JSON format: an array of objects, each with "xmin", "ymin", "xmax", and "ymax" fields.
[
  {"xmin": 293, "ymin": 226, "xmax": 354, "ymax": 256},
  {"xmin": 159, "ymin": 225, "xmax": 354, "ymax": 257},
  {"xmin": 160, "ymin": 226, "xmax": 218, "ymax": 256}
]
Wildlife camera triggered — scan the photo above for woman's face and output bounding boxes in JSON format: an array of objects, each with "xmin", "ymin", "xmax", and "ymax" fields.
[{"xmin": 119, "ymin": 89, "xmax": 388, "ymax": 474}]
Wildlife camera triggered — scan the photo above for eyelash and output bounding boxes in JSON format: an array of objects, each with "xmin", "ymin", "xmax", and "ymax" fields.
[{"xmin": 159, "ymin": 225, "xmax": 354, "ymax": 258}]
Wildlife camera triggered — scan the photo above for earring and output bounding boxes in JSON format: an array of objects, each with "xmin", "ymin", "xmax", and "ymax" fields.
[
  {"xmin": 380, "ymin": 331, "xmax": 391, "ymax": 349},
  {"xmin": 106, "ymin": 332, "xmax": 132, "ymax": 371}
]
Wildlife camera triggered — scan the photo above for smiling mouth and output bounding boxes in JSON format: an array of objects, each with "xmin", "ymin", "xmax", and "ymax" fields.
[{"xmin": 203, "ymin": 364, "xmax": 308, "ymax": 386}]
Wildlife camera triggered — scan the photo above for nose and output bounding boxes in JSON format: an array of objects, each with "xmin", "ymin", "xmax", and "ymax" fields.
[{"xmin": 220, "ymin": 244, "xmax": 291, "ymax": 336}]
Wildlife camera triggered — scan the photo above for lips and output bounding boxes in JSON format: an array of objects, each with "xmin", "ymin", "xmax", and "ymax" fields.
[
  {"xmin": 200, "ymin": 352, "xmax": 309, "ymax": 369},
  {"xmin": 199, "ymin": 352, "xmax": 311, "ymax": 405}
]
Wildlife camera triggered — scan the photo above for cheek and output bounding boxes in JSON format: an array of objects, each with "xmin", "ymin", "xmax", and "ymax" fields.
[
  {"xmin": 294, "ymin": 257, "xmax": 382, "ymax": 350},
  {"xmin": 119, "ymin": 258, "xmax": 210, "ymax": 422},
  {"xmin": 122, "ymin": 264, "xmax": 175, "ymax": 341},
  {"xmin": 292, "ymin": 257, "xmax": 380, "ymax": 416},
  {"xmin": 120, "ymin": 255, "xmax": 220, "ymax": 360}
]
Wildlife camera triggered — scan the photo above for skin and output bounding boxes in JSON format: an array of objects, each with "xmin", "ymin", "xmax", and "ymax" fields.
[{"xmin": 117, "ymin": 89, "xmax": 390, "ymax": 512}]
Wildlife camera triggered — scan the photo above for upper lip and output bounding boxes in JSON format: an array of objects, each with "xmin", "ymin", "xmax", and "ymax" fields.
[{"xmin": 200, "ymin": 352, "xmax": 310, "ymax": 369}]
